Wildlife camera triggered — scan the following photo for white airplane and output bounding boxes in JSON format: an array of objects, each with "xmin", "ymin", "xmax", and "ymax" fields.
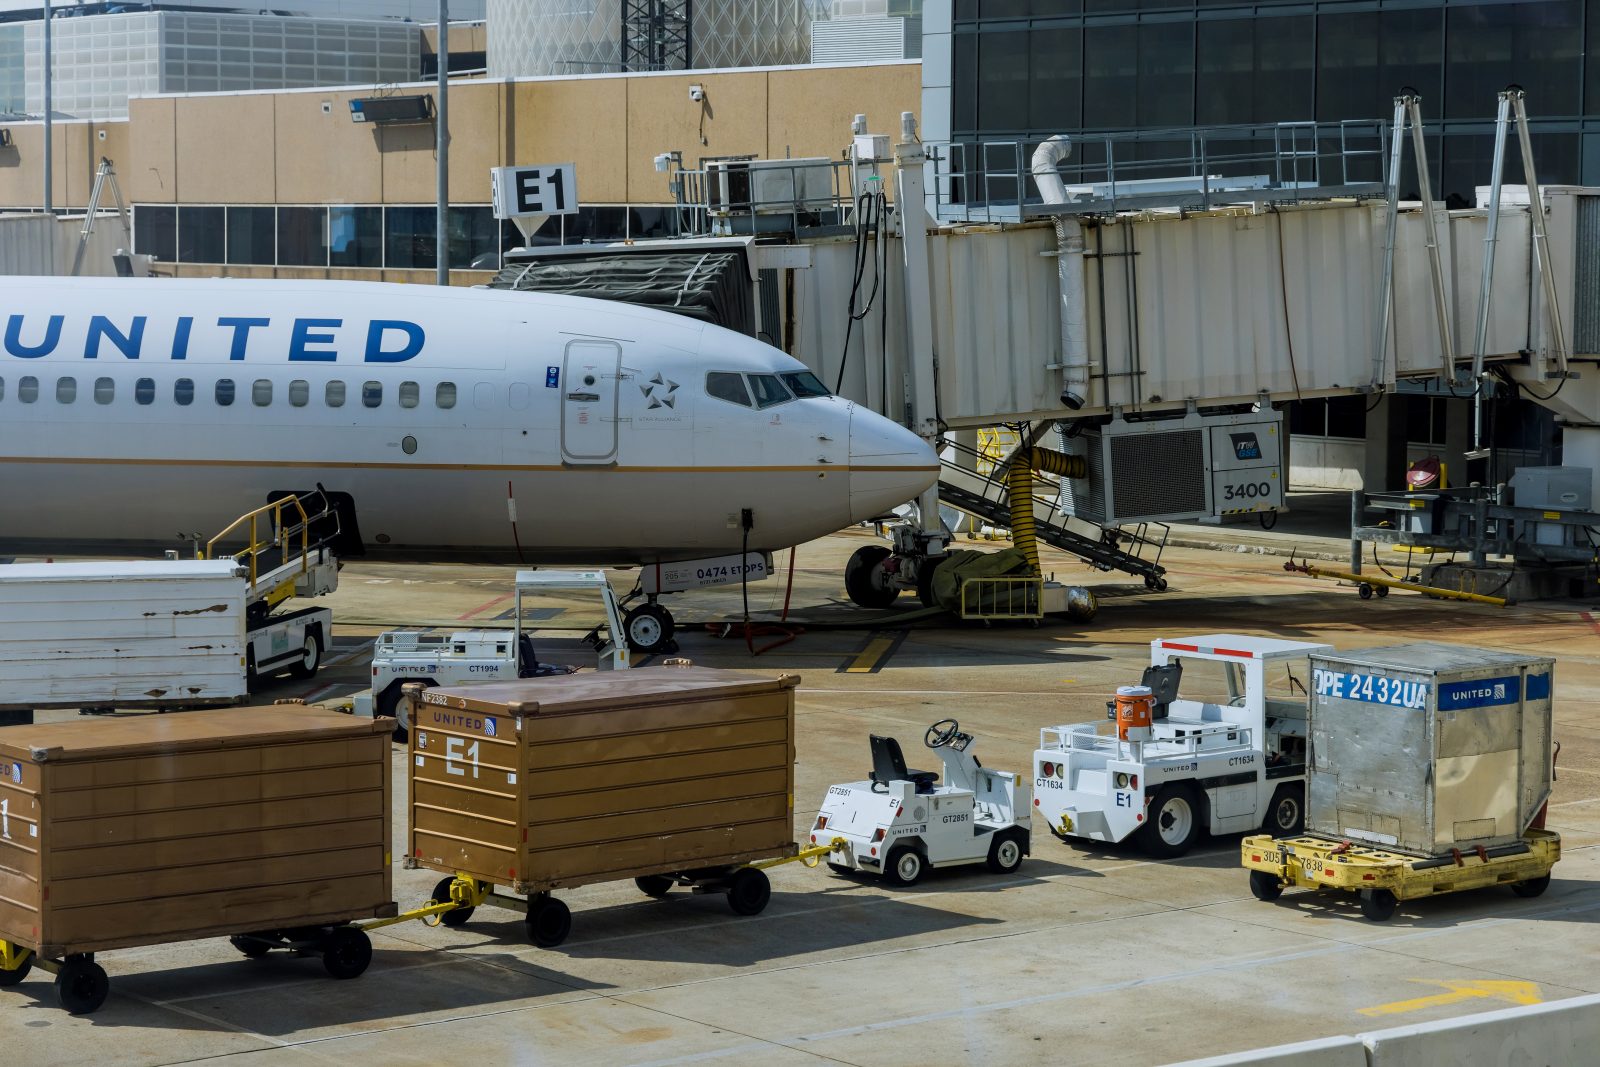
[{"xmin": 0, "ymin": 277, "xmax": 938, "ymax": 647}]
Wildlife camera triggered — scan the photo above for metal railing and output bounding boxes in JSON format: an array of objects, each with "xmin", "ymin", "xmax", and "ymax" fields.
[
  {"xmin": 931, "ymin": 120, "xmax": 1390, "ymax": 222},
  {"xmin": 666, "ymin": 154, "xmax": 866, "ymax": 238},
  {"xmin": 957, "ymin": 575, "xmax": 1044, "ymax": 621},
  {"xmin": 202, "ymin": 491, "xmax": 335, "ymax": 605},
  {"xmin": 1039, "ymin": 721, "xmax": 1253, "ymax": 756}
]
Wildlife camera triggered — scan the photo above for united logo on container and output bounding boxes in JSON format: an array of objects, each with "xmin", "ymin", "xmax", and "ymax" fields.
[{"xmin": 484, "ymin": 718, "xmax": 497, "ymax": 738}]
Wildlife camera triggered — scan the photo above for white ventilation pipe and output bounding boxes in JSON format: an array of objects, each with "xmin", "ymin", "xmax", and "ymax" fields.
[{"xmin": 1031, "ymin": 135, "xmax": 1087, "ymax": 410}]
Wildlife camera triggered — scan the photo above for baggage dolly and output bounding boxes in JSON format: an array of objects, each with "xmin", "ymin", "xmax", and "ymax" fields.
[{"xmin": 1241, "ymin": 828, "xmax": 1560, "ymax": 921}]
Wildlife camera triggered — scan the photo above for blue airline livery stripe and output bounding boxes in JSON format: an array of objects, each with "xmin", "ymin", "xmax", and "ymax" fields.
[
  {"xmin": 1526, "ymin": 673, "xmax": 1552, "ymax": 701},
  {"xmin": 2, "ymin": 314, "xmax": 424, "ymax": 363}
]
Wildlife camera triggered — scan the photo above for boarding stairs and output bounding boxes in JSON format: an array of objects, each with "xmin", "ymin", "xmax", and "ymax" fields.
[
  {"xmin": 202, "ymin": 491, "xmax": 342, "ymax": 619},
  {"xmin": 938, "ymin": 439, "xmax": 1169, "ymax": 589}
]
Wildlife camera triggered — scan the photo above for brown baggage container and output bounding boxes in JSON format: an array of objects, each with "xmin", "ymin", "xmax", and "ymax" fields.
[
  {"xmin": 0, "ymin": 705, "xmax": 397, "ymax": 1014},
  {"xmin": 405, "ymin": 665, "xmax": 798, "ymax": 946}
]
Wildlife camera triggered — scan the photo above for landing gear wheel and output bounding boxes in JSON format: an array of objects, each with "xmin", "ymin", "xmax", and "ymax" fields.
[
  {"xmin": 320, "ymin": 926, "xmax": 372, "ymax": 979},
  {"xmin": 430, "ymin": 877, "xmax": 476, "ymax": 927},
  {"xmin": 1375, "ymin": 584, "xmax": 1390, "ymax": 598},
  {"xmin": 623, "ymin": 603, "xmax": 675, "ymax": 654},
  {"xmin": 916, "ymin": 556, "xmax": 945, "ymax": 609},
  {"xmin": 844, "ymin": 546, "xmax": 899, "ymax": 610},
  {"xmin": 55, "ymin": 956, "xmax": 109, "ymax": 1015},
  {"xmin": 287, "ymin": 629, "xmax": 323, "ymax": 680},
  {"xmin": 1511, "ymin": 874, "xmax": 1552, "ymax": 898},
  {"xmin": 986, "ymin": 832, "xmax": 1025, "ymax": 875},
  {"xmin": 1358, "ymin": 583, "xmax": 1374, "ymax": 600},
  {"xmin": 1144, "ymin": 575, "xmax": 1168, "ymax": 592},
  {"xmin": 229, "ymin": 935, "xmax": 272, "ymax": 959},
  {"xmin": 0, "ymin": 951, "xmax": 32, "ymax": 985},
  {"xmin": 1360, "ymin": 888, "xmax": 1398, "ymax": 921},
  {"xmin": 1263, "ymin": 784, "xmax": 1305, "ymax": 836},
  {"xmin": 1249, "ymin": 870, "xmax": 1284, "ymax": 902},
  {"xmin": 1138, "ymin": 784, "xmax": 1200, "ymax": 858},
  {"xmin": 726, "ymin": 868, "xmax": 771, "ymax": 916},
  {"xmin": 884, "ymin": 846, "xmax": 924, "ymax": 887},
  {"xmin": 526, "ymin": 895, "xmax": 572, "ymax": 948},
  {"xmin": 634, "ymin": 875, "xmax": 674, "ymax": 898}
]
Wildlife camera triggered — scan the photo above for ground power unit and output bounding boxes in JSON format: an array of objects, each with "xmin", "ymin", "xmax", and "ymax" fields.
[{"xmin": 1060, "ymin": 410, "xmax": 1285, "ymax": 527}]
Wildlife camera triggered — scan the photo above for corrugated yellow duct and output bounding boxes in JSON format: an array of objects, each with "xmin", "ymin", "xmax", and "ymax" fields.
[{"xmin": 1003, "ymin": 447, "xmax": 1087, "ymax": 573}]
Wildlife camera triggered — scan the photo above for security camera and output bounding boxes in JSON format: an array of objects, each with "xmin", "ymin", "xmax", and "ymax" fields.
[{"xmin": 689, "ymin": 84, "xmax": 704, "ymax": 103}]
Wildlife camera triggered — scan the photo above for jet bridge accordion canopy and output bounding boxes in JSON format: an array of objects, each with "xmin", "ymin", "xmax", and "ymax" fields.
[{"xmin": 489, "ymin": 249, "xmax": 755, "ymax": 337}]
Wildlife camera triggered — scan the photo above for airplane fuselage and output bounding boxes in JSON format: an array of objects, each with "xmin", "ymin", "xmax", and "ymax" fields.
[{"xmin": 0, "ymin": 278, "xmax": 937, "ymax": 562}]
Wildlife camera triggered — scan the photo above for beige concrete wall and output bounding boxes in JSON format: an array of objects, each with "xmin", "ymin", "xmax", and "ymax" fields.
[
  {"xmin": 128, "ymin": 98, "xmax": 176, "ymax": 204},
  {"xmin": 378, "ymin": 81, "xmax": 505, "ymax": 204},
  {"xmin": 275, "ymin": 90, "xmax": 384, "ymax": 204},
  {"xmin": 0, "ymin": 123, "xmax": 110, "ymax": 210},
  {"xmin": 625, "ymin": 71, "xmax": 772, "ymax": 202},
  {"xmin": 174, "ymin": 94, "xmax": 278, "ymax": 204},
  {"xmin": 509, "ymin": 79, "xmax": 630, "ymax": 203}
]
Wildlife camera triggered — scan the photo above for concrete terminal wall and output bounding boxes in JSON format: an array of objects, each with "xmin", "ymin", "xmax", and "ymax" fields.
[{"xmin": 1163, "ymin": 992, "xmax": 1600, "ymax": 1067}]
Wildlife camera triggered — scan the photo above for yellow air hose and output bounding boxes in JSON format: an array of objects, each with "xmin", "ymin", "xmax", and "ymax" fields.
[{"xmin": 1003, "ymin": 447, "xmax": 1087, "ymax": 573}]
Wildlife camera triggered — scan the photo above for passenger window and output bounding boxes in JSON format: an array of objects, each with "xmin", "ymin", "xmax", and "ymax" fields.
[
  {"xmin": 748, "ymin": 374, "xmax": 792, "ymax": 409},
  {"xmin": 174, "ymin": 378, "xmax": 194, "ymax": 406},
  {"xmin": 781, "ymin": 370, "xmax": 831, "ymax": 398},
  {"xmin": 706, "ymin": 371, "xmax": 752, "ymax": 407},
  {"xmin": 215, "ymin": 379, "xmax": 235, "ymax": 406},
  {"xmin": 399, "ymin": 381, "xmax": 420, "ymax": 409},
  {"xmin": 436, "ymin": 382, "xmax": 457, "ymax": 409},
  {"xmin": 94, "ymin": 377, "xmax": 115, "ymax": 404},
  {"xmin": 56, "ymin": 376, "xmax": 76, "ymax": 404},
  {"xmin": 326, "ymin": 380, "xmax": 346, "ymax": 407},
  {"xmin": 362, "ymin": 381, "xmax": 382, "ymax": 408},
  {"xmin": 289, "ymin": 379, "xmax": 309, "ymax": 407},
  {"xmin": 19, "ymin": 376, "xmax": 38, "ymax": 403},
  {"xmin": 252, "ymin": 379, "xmax": 273, "ymax": 406},
  {"xmin": 135, "ymin": 378, "xmax": 155, "ymax": 405}
]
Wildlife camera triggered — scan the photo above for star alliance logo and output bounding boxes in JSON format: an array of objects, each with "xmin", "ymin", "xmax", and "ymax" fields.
[{"xmin": 640, "ymin": 373, "xmax": 679, "ymax": 410}]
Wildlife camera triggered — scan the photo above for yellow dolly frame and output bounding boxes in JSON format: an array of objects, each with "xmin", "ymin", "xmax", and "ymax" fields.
[{"xmin": 1241, "ymin": 829, "xmax": 1560, "ymax": 921}]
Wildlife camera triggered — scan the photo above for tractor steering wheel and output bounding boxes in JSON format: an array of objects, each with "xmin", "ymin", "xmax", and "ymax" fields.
[{"xmin": 925, "ymin": 718, "xmax": 961, "ymax": 749}]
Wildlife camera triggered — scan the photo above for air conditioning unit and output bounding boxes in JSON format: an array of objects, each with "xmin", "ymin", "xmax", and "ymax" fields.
[
  {"xmin": 1059, "ymin": 410, "xmax": 1284, "ymax": 527},
  {"xmin": 705, "ymin": 157, "xmax": 835, "ymax": 217}
]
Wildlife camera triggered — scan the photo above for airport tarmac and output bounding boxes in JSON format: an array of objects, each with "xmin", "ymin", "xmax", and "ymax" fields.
[{"xmin": 6, "ymin": 527, "xmax": 1598, "ymax": 1066}]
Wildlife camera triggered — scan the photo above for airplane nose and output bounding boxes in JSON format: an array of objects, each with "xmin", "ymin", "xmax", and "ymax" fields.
[{"xmin": 848, "ymin": 406, "xmax": 939, "ymax": 520}]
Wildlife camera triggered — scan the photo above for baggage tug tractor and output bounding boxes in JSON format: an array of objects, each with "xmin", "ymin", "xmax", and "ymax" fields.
[
  {"xmin": 1034, "ymin": 635, "xmax": 1333, "ymax": 857},
  {"xmin": 813, "ymin": 719, "xmax": 1031, "ymax": 885}
]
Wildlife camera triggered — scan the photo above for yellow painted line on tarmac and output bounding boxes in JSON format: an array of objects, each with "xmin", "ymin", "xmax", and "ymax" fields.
[
  {"xmin": 1359, "ymin": 979, "xmax": 1542, "ymax": 1017},
  {"xmin": 841, "ymin": 630, "xmax": 906, "ymax": 674}
]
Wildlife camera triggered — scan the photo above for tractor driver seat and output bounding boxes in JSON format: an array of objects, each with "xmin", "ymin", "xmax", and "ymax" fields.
[{"xmin": 869, "ymin": 735, "xmax": 939, "ymax": 794}]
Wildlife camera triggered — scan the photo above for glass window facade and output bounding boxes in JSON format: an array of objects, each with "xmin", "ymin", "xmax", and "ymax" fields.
[{"xmin": 950, "ymin": 0, "xmax": 1600, "ymax": 198}]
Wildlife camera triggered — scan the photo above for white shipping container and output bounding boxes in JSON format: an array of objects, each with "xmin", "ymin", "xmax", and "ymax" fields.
[{"xmin": 0, "ymin": 560, "xmax": 248, "ymax": 712}]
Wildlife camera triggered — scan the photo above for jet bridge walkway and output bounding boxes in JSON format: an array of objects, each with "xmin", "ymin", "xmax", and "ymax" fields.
[{"xmin": 939, "ymin": 440, "xmax": 1169, "ymax": 589}]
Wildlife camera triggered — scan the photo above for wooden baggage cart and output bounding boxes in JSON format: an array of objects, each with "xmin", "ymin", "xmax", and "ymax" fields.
[
  {"xmin": 404, "ymin": 665, "xmax": 798, "ymax": 946},
  {"xmin": 0, "ymin": 705, "xmax": 397, "ymax": 1013}
]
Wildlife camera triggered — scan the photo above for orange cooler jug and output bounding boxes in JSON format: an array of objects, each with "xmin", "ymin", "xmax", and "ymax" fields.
[{"xmin": 1115, "ymin": 685, "xmax": 1154, "ymax": 741}]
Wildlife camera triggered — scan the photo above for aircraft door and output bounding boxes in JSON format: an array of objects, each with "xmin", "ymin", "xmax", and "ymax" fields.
[{"xmin": 560, "ymin": 340, "xmax": 621, "ymax": 464}]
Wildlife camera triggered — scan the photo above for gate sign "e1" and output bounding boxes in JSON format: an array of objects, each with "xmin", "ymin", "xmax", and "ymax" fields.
[{"xmin": 491, "ymin": 164, "xmax": 578, "ymax": 219}]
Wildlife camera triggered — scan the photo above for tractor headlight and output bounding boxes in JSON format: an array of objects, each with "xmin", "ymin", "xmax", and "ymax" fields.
[
  {"xmin": 1055, "ymin": 763, "xmax": 1064, "ymax": 779},
  {"xmin": 1115, "ymin": 772, "xmax": 1130, "ymax": 788}
]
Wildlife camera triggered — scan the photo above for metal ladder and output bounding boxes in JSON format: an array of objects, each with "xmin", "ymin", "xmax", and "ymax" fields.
[{"xmin": 70, "ymin": 157, "xmax": 132, "ymax": 277}]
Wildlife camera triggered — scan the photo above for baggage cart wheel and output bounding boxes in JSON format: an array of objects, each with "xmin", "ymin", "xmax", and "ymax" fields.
[
  {"xmin": 429, "ymin": 877, "xmax": 477, "ymax": 927},
  {"xmin": 1511, "ymin": 874, "xmax": 1552, "ymax": 899},
  {"xmin": 1375, "ymin": 584, "xmax": 1389, "ymax": 598},
  {"xmin": 884, "ymin": 845, "xmax": 925, "ymax": 887},
  {"xmin": 726, "ymin": 867, "xmax": 771, "ymax": 916},
  {"xmin": 1139, "ymin": 784, "xmax": 1201, "ymax": 858},
  {"xmin": 1358, "ymin": 583, "xmax": 1374, "ymax": 600},
  {"xmin": 1359, "ymin": 888, "xmax": 1398, "ymax": 922},
  {"xmin": 320, "ymin": 926, "xmax": 372, "ymax": 980},
  {"xmin": 986, "ymin": 831, "xmax": 1025, "ymax": 875},
  {"xmin": 1263, "ymin": 784, "xmax": 1305, "ymax": 836},
  {"xmin": 1248, "ymin": 870, "xmax": 1284, "ymax": 902},
  {"xmin": 526, "ymin": 895, "xmax": 572, "ymax": 948},
  {"xmin": 229, "ymin": 934, "xmax": 273, "ymax": 959},
  {"xmin": 634, "ymin": 875, "xmax": 674, "ymax": 898},
  {"xmin": 0, "ymin": 952, "xmax": 32, "ymax": 986},
  {"xmin": 55, "ymin": 955, "xmax": 109, "ymax": 1015}
]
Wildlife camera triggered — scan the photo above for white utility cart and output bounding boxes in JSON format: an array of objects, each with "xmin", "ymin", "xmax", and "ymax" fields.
[
  {"xmin": 1033, "ymin": 634, "xmax": 1332, "ymax": 857},
  {"xmin": 812, "ymin": 718, "xmax": 1031, "ymax": 885},
  {"xmin": 355, "ymin": 569, "xmax": 629, "ymax": 740}
]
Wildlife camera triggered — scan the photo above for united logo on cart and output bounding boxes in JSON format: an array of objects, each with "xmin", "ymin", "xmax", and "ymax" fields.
[
  {"xmin": 484, "ymin": 717, "xmax": 497, "ymax": 738},
  {"xmin": 8, "ymin": 763, "xmax": 18, "ymax": 785}
]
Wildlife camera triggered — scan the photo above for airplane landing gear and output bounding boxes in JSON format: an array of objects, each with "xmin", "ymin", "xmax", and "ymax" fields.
[
  {"xmin": 623, "ymin": 601, "xmax": 676, "ymax": 654},
  {"xmin": 845, "ymin": 526, "xmax": 947, "ymax": 611}
]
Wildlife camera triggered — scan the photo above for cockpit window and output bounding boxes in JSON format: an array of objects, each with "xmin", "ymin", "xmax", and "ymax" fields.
[
  {"xmin": 748, "ymin": 374, "xmax": 793, "ymax": 409},
  {"xmin": 780, "ymin": 371, "xmax": 831, "ymax": 398},
  {"xmin": 706, "ymin": 371, "xmax": 752, "ymax": 407}
]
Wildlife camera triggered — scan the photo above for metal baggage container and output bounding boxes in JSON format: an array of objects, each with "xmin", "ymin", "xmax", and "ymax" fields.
[
  {"xmin": 404, "ymin": 665, "xmax": 798, "ymax": 944},
  {"xmin": 1307, "ymin": 643, "xmax": 1554, "ymax": 857},
  {"xmin": 0, "ymin": 705, "xmax": 396, "ymax": 1012}
]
